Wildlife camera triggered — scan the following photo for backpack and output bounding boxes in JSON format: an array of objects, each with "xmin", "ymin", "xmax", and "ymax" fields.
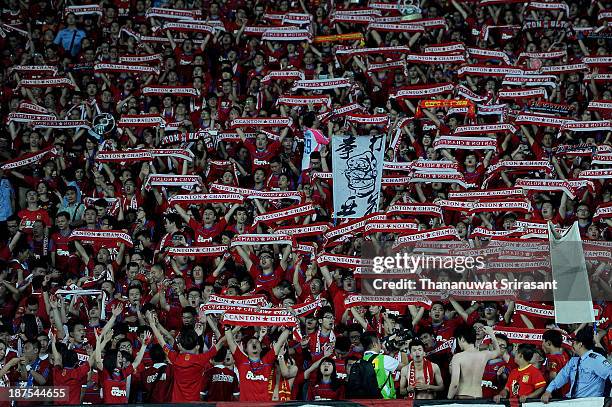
[{"xmin": 345, "ymin": 354, "xmax": 390, "ymax": 399}]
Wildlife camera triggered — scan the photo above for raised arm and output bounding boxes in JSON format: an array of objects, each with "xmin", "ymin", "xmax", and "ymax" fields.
[
  {"xmin": 276, "ymin": 345, "xmax": 298, "ymax": 379},
  {"xmin": 100, "ymin": 302, "xmax": 123, "ymax": 339},
  {"xmin": 273, "ymin": 328, "xmax": 292, "ymax": 355},
  {"xmin": 131, "ymin": 332, "xmax": 151, "ymax": 371},
  {"xmin": 234, "ymin": 245, "xmax": 253, "ymax": 269},
  {"xmin": 94, "ymin": 329, "xmax": 113, "ymax": 371},
  {"xmin": 350, "ymin": 307, "xmax": 369, "ymax": 330},
  {"xmin": 49, "ymin": 331, "xmax": 62, "ymax": 367},
  {"xmin": 319, "ymin": 263, "xmax": 333, "ymax": 287},
  {"xmin": 484, "ymin": 326, "xmax": 501, "ymax": 359},
  {"xmin": 279, "ymin": 244, "xmax": 292, "ymax": 271},
  {"xmin": 147, "ymin": 312, "xmax": 167, "ymax": 349},
  {"xmin": 173, "ymin": 204, "xmax": 193, "ymax": 223},
  {"xmin": 449, "ymin": 297, "xmax": 469, "ymax": 321},
  {"xmin": 73, "ymin": 240, "xmax": 91, "ymax": 264},
  {"xmin": 292, "ymin": 257, "xmax": 304, "ymax": 297},
  {"xmin": 224, "ymin": 203, "xmax": 240, "ymax": 223},
  {"xmin": 48, "ymin": 295, "xmax": 66, "ymax": 340},
  {"xmin": 303, "ymin": 346, "xmax": 333, "ymax": 380},
  {"xmin": 225, "ymin": 325, "xmax": 240, "ymax": 354}
]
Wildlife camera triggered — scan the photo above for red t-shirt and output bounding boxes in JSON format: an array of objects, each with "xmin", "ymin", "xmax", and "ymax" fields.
[
  {"xmin": 52, "ymin": 361, "xmax": 91, "ymax": 405},
  {"xmin": 248, "ymin": 263, "xmax": 282, "ymax": 293},
  {"xmin": 482, "ymin": 358, "xmax": 508, "ymax": 399},
  {"xmin": 244, "ymin": 140, "xmax": 281, "ymax": 170},
  {"xmin": 50, "ymin": 231, "xmax": 80, "ymax": 274},
  {"xmin": 546, "ymin": 352, "xmax": 570, "ymax": 396},
  {"xmin": 142, "ymin": 363, "xmax": 173, "ymax": 403},
  {"xmin": 307, "ymin": 381, "xmax": 345, "ymax": 401},
  {"xmin": 202, "ymin": 365, "xmax": 239, "ymax": 401},
  {"xmin": 328, "ymin": 282, "xmax": 349, "ymax": 321},
  {"xmin": 163, "ymin": 345, "xmax": 217, "ymax": 402},
  {"xmin": 188, "ymin": 218, "xmax": 227, "ymax": 244},
  {"xmin": 17, "ymin": 208, "xmax": 51, "ymax": 231},
  {"xmin": 307, "ymin": 330, "xmax": 333, "ymax": 360},
  {"xmin": 462, "ymin": 164, "xmax": 486, "ymax": 186},
  {"xmin": 505, "ymin": 364, "xmax": 547, "ymax": 398},
  {"xmin": 232, "ymin": 348, "xmax": 276, "ymax": 401},
  {"xmin": 101, "ymin": 364, "xmax": 134, "ymax": 404},
  {"xmin": 417, "ymin": 312, "xmax": 479, "ymax": 341}
]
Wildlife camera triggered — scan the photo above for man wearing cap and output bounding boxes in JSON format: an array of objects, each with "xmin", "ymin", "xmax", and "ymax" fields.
[{"xmin": 541, "ymin": 327, "xmax": 612, "ymax": 402}]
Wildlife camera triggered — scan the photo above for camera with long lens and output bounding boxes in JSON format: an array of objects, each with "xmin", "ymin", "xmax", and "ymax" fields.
[{"xmin": 384, "ymin": 329, "xmax": 414, "ymax": 352}]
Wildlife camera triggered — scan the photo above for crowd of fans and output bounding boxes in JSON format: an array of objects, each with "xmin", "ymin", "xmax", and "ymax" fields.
[{"xmin": 0, "ymin": 0, "xmax": 611, "ymax": 404}]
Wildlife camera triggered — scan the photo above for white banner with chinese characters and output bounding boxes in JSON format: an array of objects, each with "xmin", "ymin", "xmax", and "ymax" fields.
[{"xmin": 332, "ymin": 133, "xmax": 385, "ymax": 218}]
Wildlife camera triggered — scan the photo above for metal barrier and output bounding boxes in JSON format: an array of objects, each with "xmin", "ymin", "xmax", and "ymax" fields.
[{"xmin": 60, "ymin": 397, "xmax": 610, "ymax": 407}]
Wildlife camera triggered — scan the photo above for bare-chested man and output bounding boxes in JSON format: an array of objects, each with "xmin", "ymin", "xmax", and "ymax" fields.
[
  {"xmin": 448, "ymin": 325, "xmax": 501, "ymax": 399},
  {"xmin": 400, "ymin": 339, "xmax": 444, "ymax": 399}
]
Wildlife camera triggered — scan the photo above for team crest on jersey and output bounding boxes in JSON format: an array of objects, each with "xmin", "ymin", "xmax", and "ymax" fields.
[{"xmin": 522, "ymin": 375, "xmax": 529, "ymax": 383}]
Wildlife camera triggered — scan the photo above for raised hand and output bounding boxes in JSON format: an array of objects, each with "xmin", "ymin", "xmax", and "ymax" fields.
[
  {"xmin": 195, "ymin": 322, "xmax": 205, "ymax": 337},
  {"xmin": 49, "ymin": 295, "xmax": 59, "ymax": 309},
  {"xmin": 111, "ymin": 302, "xmax": 124, "ymax": 317}
]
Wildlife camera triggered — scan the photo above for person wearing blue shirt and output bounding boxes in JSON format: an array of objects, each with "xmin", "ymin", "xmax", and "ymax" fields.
[
  {"xmin": 0, "ymin": 169, "xmax": 14, "ymax": 222},
  {"xmin": 53, "ymin": 13, "xmax": 86, "ymax": 57},
  {"xmin": 541, "ymin": 327, "xmax": 612, "ymax": 403}
]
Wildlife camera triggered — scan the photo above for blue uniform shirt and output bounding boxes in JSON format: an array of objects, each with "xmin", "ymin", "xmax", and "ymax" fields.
[
  {"xmin": 53, "ymin": 28, "xmax": 86, "ymax": 56},
  {"xmin": 0, "ymin": 178, "xmax": 13, "ymax": 222},
  {"xmin": 546, "ymin": 350, "xmax": 612, "ymax": 398}
]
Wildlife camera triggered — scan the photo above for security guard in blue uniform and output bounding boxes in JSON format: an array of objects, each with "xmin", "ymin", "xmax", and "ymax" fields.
[{"xmin": 541, "ymin": 327, "xmax": 612, "ymax": 403}]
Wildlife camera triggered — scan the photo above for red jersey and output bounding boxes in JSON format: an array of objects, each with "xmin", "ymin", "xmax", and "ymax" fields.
[
  {"xmin": 202, "ymin": 365, "xmax": 239, "ymax": 401},
  {"xmin": 334, "ymin": 357, "xmax": 348, "ymax": 381},
  {"xmin": 417, "ymin": 314, "xmax": 478, "ymax": 341},
  {"xmin": 307, "ymin": 381, "xmax": 345, "ymax": 401},
  {"xmin": 328, "ymin": 282, "xmax": 350, "ymax": 321},
  {"xmin": 13, "ymin": 357, "xmax": 50, "ymax": 389},
  {"xmin": 505, "ymin": 364, "xmax": 547, "ymax": 398},
  {"xmin": 462, "ymin": 165, "xmax": 485, "ymax": 185},
  {"xmin": 17, "ymin": 208, "xmax": 51, "ymax": 231},
  {"xmin": 307, "ymin": 330, "xmax": 333, "ymax": 360},
  {"xmin": 52, "ymin": 361, "xmax": 91, "ymax": 405},
  {"xmin": 163, "ymin": 345, "xmax": 217, "ymax": 402},
  {"xmin": 248, "ymin": 263, "xmax": 282, "ymax": 292},
  {"xmin": 232, "ymin": 348, "xmax": 276, "ymax": 401},
  {"xmin": 142, "ymin": 363, "xmax": 173, "ymax": 403},
  {"xmin": 189, "ymin": 218, "xmax": 227, "ymax": 244},
  {"xmin": 82, "ymin": 369, "xmax": 102, "ymax": 404},
  {"xmin": 482, "ymin": 358, "xmax": 508, "ymax": 399},
  {"xmin": 545, "ymin": 352, "xmax": 570, "ymax": 396},
  {"xmin": 110, "ymin": 193, "xmax": 144, "ymax": 216},
  {"xmin": 50, "ymin": 230, "xmax": 79, "ymax": 274},
  {"xmin": 244, "ymin": 140, "xmax": 281, "ymax": 170},
  {"xmin": 101, "ymin": 365, "xmax": 134, "ymax": 404}
]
